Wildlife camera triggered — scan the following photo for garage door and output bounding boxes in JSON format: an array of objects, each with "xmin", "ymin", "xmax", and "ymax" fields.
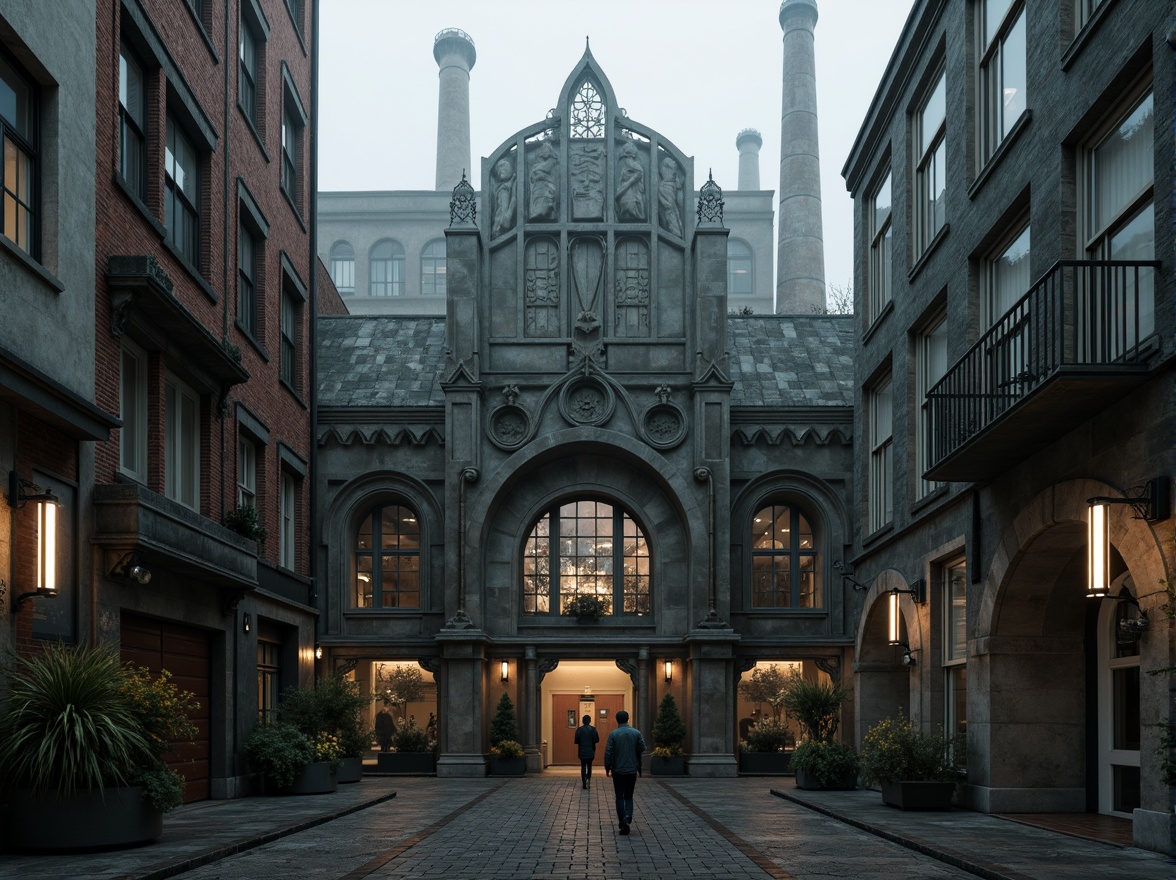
[{"xmin": 121, "ymin": 614, "xmax": 212, "ymax": 802}]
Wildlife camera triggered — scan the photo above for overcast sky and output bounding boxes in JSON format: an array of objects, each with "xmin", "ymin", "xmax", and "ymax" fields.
[{"xmin": 318, "ymin": 0, "xmax": 915, "ymax": 305}]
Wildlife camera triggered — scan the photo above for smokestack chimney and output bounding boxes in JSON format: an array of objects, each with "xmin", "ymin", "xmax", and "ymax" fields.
[
  {"xmin": 776, "ymin": 0, "xmax": 825, "ymax": 314},
  {"xmin": 433, "ymin": 28, "xmax": 476, "ymax": 192},
  {"xmin": 736, "ymin": 129, "xmax": 762, "ymax": 190}
]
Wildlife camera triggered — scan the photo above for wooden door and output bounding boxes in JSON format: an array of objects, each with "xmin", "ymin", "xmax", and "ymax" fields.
[{"xmin": 594, "ymin": 694, "xmax": 626, "ymax": 743}]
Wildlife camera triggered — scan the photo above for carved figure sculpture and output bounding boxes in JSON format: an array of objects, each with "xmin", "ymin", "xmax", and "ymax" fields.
[
  {"xmin": 658, "ymin": 156, "xmax": 683, "ymax": 237},
  {"xmin": 528, "ymin": 141, "xmax": 560, "ymax": 222},
  {"xmin": 615, "ymin": 141, "xmax": 646, "ymax": 222},
  {"xmin": 491, "ymin": 157, "xmax": 516, "ymax": 237}
]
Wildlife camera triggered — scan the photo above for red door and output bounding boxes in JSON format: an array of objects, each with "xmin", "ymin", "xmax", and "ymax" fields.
[
  {"xmin": 551, "ymin": 693, "xmax": 627, "ymax": 764},
  {"xmin": 121, "ymin": 614, "xmax": 212, "ymax": 802}
]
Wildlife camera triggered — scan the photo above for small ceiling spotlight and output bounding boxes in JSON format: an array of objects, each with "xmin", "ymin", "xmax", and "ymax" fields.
[
  {"xmin": 112, "ymin": 551, "xmax": 152, "ymax": 585},
  {"xmin": 901, "ymin": 647, "xmax": 918, "ymax": 667}
]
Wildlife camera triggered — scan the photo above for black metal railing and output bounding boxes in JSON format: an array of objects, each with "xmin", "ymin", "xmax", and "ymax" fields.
[{"xmin": 926, "ymin": 259, "xmax": 1159, "ymax": 470}]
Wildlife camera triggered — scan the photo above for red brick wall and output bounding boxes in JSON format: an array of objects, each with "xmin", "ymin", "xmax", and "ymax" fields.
[{"xmin": 317, "ymin": 255, "xmax": 348, "ymax": 316}]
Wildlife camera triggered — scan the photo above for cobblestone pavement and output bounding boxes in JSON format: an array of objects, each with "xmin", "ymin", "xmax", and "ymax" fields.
[{"xmin": 1, "ymin": 774, "xmax": 1172, "ymax": 880}]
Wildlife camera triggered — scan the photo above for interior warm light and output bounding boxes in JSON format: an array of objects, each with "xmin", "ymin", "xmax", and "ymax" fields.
[
  {"xmin": 1087, "ymin": 502, "xmax": 1109, "ymax": 599},
  {"xmin": 887, "ymin": 590, "xmax": 902, "ymax": 646}
]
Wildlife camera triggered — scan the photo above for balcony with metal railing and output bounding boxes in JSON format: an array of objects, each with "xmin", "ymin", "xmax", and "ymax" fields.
[{"xmin": 924, "ymin": 260, "xmax": 1162, "ymax": 482}]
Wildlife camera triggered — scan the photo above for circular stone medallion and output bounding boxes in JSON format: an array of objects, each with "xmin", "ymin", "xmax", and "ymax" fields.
[
  {"xmin": 558, "ymin": 378, "xmax": 615, "ymax": 427},
  {"xmin": 488, "ymin": 405, "xmax": 531, "ymax": 450},
  {"xmin": 641, "ymin": 402, "xmax": 687, "ymax": 449}
]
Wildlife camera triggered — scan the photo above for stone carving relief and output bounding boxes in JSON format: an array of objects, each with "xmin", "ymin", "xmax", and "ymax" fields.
[
  {"xmin": 570, "ymin": 237, "xmax": 605, "ymax": 364},
  {"xmin": 657, "ymin": 154, "xmax": 683, "ymax": 237},
  {"xmin": 697, "ymin": 170, "xmax": 724, "ymax": 227},
  {"xmin": 558, "ymin": 376, "xmax": 615, "ymax": 427},
  {"xmin": 524, "ymin": 237, "xmax": 560, "ymax": 338},
  {"xmin": 491, "ymin": 155, "xmax": 517, "ymax": 237},
  {"xmin": 614, "ymin": 140, "xmax": 646, "ymax": 222},
  {"xmin": 570, "ymin": 143, "xmax": 605, "ymax": 221},
  {"xmin": 527, "ymin": 141, "xmax": 560, "ymax": 222},
  {"xmin": 488, "ymin": 384, "xmax": 532, "ymax": 452},
  {"xmin": 614, "ymin": 238, "xmax": 650, "ymax": 338},
  {"xmin": 449, "ymin": 172, "xmax": 476, "ymax": 226},
  {"xmin": 639, "ymin": 384, "xmax": 686, "ymax": 450}
]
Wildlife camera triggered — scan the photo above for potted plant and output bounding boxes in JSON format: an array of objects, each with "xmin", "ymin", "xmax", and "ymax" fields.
[
  {"xmin": 312, "ymin": 676, "xmax": 371, "ymax": 783},
  {"xmin": 780, "ymin": 675, "xmax": 857, "ymax": 790},
  {"xmin": 0, "ymin": 644, "xmax": 197, "ymax": 851},
  {"xmin": 859, "ymin": 712, "xmax": 962, "ymax": 810},
  {"xmin": 565, "ymin": 594, "xmax": 605, "ymax": 622},
  {"xmin": 244, "ymin": 721, "xmax": 325, "ymax": 794},
  {"xmin": 224, "ymin": 504, "xmax": 267, "ymax": 545},
  {"xmin": 376, "ymin": 719, "xmax": 436, "ymax": 774},
  {"xmin": 651, "ymin": 694, "xmax": 687, "ymax": 775},
  {"xmin": 739, "ymin": 717, "xmax": 795, "ymax": 774},
  {"xmin": 488, "ymin": 694, "xmax": 526, "ymax": 775}
]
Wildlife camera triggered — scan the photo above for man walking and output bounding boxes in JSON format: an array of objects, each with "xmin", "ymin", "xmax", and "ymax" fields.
[
  {"xmin": 603, "ymin": 709, "xmax": 645, "ymax": 835},
  {"xmin": 574, "ymin": 714, "xmax": 600, "ymax": 789}
]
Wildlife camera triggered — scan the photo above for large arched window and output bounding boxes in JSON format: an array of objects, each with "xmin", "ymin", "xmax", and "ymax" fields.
[
  {"xmin": 369, "ymin": 239, "xmax": 405, "ymax": 296},
  {"xmin": 421, "ymin": 239, "xmax": 446, "ymax": 297},
  {"xmin": 522, "ymin": 499, "xmax": 650, "ymax": 618},
  {"xmin": 727, "ymin": 239, "xmax": 753, "ymax": 297},
  {"xmin": 353, "ymin": 503, "xmax": 420, "ymax": 608},
  {"xmin": 750, "ymin": 503, "xmax": 821, "ymax": 608},
  {"xmin": 329, "ymin": 241, "xmax": 355, "ymax": 295}
]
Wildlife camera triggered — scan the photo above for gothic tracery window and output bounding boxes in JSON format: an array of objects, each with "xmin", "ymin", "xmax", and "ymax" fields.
[{"xmin": 570, "ymin": 80, "xmax": 606, "ymax": 138}]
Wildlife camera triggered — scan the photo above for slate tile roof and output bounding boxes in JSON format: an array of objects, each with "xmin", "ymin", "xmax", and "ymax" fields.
[{"xmin": 316, "ymin": 314, "xmax": 855, "ymax": 409}]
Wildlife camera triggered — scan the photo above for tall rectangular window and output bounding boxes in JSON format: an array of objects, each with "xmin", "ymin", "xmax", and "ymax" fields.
[
  {"xmin": 119, "ymin": 42, "xmax": 147, "ymax": 200},
  {"xmin": 868, "ymin": 170, "xmax": 892, "ymax": 322},
  {"xmin": 943, "ymin": 559, "xmax": 968, "ymax": 739},
  {"xmin": 985, "ymin": 225, "xmax": 1032, "ymax": 401},
  {"xmin": 915, "ymin": 70, "xmax": 946, "ymax": 255},
  {"xmin": 120, "ymin": 341, "xmax": 149, "ymax": 481},
  {"xmin": 979, "ymin": 1, "xmax": 1026, "ymax": 163},
  {"xmin": 165, "ymin": 118, "xmax": 200, "ymax": 267},
  {"xmin": 421, "ymin": 239, "xmax": 446, "ymax": 297},
  {"xmin": 238, "ymin": 18, "xmax": 259, "ymax": 126},
  {"xmin": 868, "ymin": 376, "xmax": 894, "ymax": 533},
  {"xmin": 1, "ymin": 50, "xmax": 37, "ymax": 257},
  {"xmin": 281, "ymin": 287, "xmax": 298, "ymax": 388},
  {"xmin": 916, "ymin": 314, "xmax": 948, "ymax": 497},
  {"xmin": 238, "ymin": 223, "xmax": 257, "ymax": 336},
  {"xmin": 165, "ymin": 374, "xmax": 200, "ymax": 510},
  {"xmin": 238, "ymin": 437, "xmax": 256, "ymax": 509},
  {"xmin": 281, "ymin": 100, "xmax": 300, "ymax": 202},
  {"xmin": 280, "ymin": 473, "xmax": 295, "ymax": 570},
  {"xmin": 1075, "ymin": 0, "xmax": 1107, "ymax": 32},
  {"xmin": 985, "ymin": 225, "xmax": 1031, "ymax": 326}
]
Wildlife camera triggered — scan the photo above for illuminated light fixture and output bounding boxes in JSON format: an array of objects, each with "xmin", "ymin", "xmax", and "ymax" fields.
[
  {"xmin": 901, "ymin": 647, "xmax": 918, "ymax": 667},
  {"xmin": 664, "ymin": 659, "xmax": 672, "ymax": 683},
  {"xmin": 8, "ymin": 472, "xmax": 61, "ymax": 610},
  {"xmin": 500, "ymin": 660, "xmax": 509, "ymax": 682},
  {"xmin": 315, "ymin": 644, "xmax": 323, "ymax": 660},
  {"xmin": 243, "ymin": 612, "xmax": 252, "ymax": 634},
  {"xmin": 887, "ymin": 579, "xmax": 926, "ymax": 648},
  {"xmin": 111, "ymin": 551, "xmax": 152, "ymax": 585},
  {"xmin": 1086, "ymin": 478, "xmax": 1170, "ymax": 600}
]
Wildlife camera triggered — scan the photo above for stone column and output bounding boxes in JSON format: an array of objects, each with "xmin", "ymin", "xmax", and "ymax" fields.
[
  {"xmin": 524, "ymin": 646, "xmax": 542, "ymax": 772},
  {"xmin": 685, "ymin": 630, "xmax": 740, "ymax": 777},
  {"xmin": 435, "ymin": 632, "xmax": 488, "ymax": 777},
  {"xmin": 434, "ymin": 28, "xmax": 476, "ymax": 191},
  {"xmin": 736, "ymin": 128, "xmax": 762, "ymax": 191},
  {"xmin": 776, "ymin": 0, "xmax": 825, "ymax": 314}
]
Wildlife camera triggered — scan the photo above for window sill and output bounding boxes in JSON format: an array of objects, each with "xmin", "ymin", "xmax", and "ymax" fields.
[
  {"xmin": 744, "ymin": 608, "xmax": 828, "ymax": 616},
  {"xmin": 1062, "ymin": 0, "xmax": 1119, "ymax": 71},
  {"xmin": 0, "ymin": 234, "xmax": 65, "ymax": 293},
  {"xmin": 910, "ymin": 484, "xmax": 951, "ymax": 517},
  {"xmin": 162, "ymin": 239, "xmax": 218, "ymax": 303},
  {"xmin": 280, "ymin": 376, "xmax": 308, "ymax": 409},
  {"xmin": 344, "ymin": 608, "xmax": 426, "ymax": 616},
  {"xmin": 114, "ymin": 171, "xmax": 166, "ymax": 237},
  {"xmin": 862, "ymin": 522, "xmax": 895, "ymax": 549},
  {"xmin": 518, "ymin": 617, "xmax": 655, "ymax": 627},
  {"xmin": 281, "ymin": 185, "xmax": 307, "ymax": 233},
  {"xmin": 284, "ymin": 3, "xmax": 308, "ymax": 57},
  {"xmin": 907, "ymin": 223, "xmax": 950, "ymax": 285},
  {"xmin": 239, "ymin": 105, "xmax": 271, "ymax": 162},
  {"xmin": 235, "ymin": 320, "xmax": 270, "ymax": 361},
  {"xmin": 968, "ymin": 110, "xmax": 1032, "ymax": 202},
  {"xmin": 862, "ymin": 300, "xmax": 894, "ymax": 345}
]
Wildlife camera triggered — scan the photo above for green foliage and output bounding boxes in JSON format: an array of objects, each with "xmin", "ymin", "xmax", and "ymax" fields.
[
  {"xmin": 375, "ymin": 664, "xmax": 426, "ymax": 717},
  {"xmin": 0, "ymin": 644, "xmax": 156, "ymax": 798},
  {"xmin": 489, "ymin": 693, "xmax": 520, "ymax": 747},
  {"xmin": 859, "ymin": 712, "xmax": 962, "ymax": 785},
  {"xmin": 135, "ymin": 765, "xmax": 185, "ymax": 812},
  {"xmin": 791, "ymin": 740, "xmax": 859, "ymax": 787},
  {"xmin": 391, "ymin": 720, "xmax": 433, "ymax": 753},
  {"xmin": 244, "ymin": 722, "xmax": 315, "ymax": 789},
  {"xmin": 491, "ymin": 739, "xmax": 524, "ymax": 758},
  {"xmin": 1153, "ymin": 722, "xmax": 1176, "ymax": 787},
  {"xmin": 652, "ymin": 694, "xmax": 686, "ymax": 755},
  {"xmin": 278, "ymin": 676, "xmax": 372, "ymax": 758},
  {"xmin": 780, "ymin": 676, "xmax": 846, "ymax": 743},
  {"xmin": 565, "ymin": 594, "xmax": 605, "ymax": 620},
  {"xmin": 738, "ymin": 665, "xmax": 793, "ymax": 720},
  {"xmin": 224, "ymin": 504, "xmax": 266, "ymax": 544},
  {"xmin": 743, "ymin": 717, "xmax": 792, "ymax": 753}
]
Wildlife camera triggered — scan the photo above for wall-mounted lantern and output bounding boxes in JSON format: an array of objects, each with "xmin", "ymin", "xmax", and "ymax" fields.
[
  {"xmin": 1086, "ymin": 477, "xmax": 1169, "ymax": 599},
  {"xmin": 501, "ymin": 660, "xmax": 510, "ymax": 682},
  {"xmin": 664, "ymin": 659, "xmax": 673, "ymax": 683},
  {"xmin": 7, "ymin": 471, "xmax": 60, "ymax": 610}
]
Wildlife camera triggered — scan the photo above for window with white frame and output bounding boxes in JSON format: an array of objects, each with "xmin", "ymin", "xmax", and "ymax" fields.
[
  {"xmin": 164, "ymin": 374, "xmax": 200, "ymax": 510},
  {"xmin": 280, "ymin": 472, "xmax": 295, "ymax": 570},
  {"xmin": 421, "ymin": 239, "xmax": 446, "ymax": 297},
  {"xmin": 165, "ymin": 117, "xmax": 200, "ymax": 268},
  {"xmin": 868, "ymin": 169, "xmax": 892, "ymax": 322},
  {"xmin": 915, "ymin": 69, "xmax": 946, "ymax": 256},
  {"xmin": 1084, "ymin": 88, "xmax": 1154, "ymax": 356},
  {"xmin": 119, "ymin": 42, "xmax": 147, "ymax": 200},
  {"xmin": 979, "ymin": 0, "xmax": 1026, "ymax": 164},
  {"xmin": 916, "ymin": 313, "xmax": 948, "ymax": 496},
  {"xmin": 727, "ymin": 239, "xmax": 753, "ymax": 296},
  {"xmin": 868, "ymin": 376, "xmax": 894, "ymax": 533},
  {"xmin": 942, "ymin": 559, "xmax": 968, "ymax": 739},
  {"xmin": 238, "ymin": 436, "xmax": 256, "ymax": 509},
  {"xmin": 119, "ymin": 341, "xmax": 148, "ymax": 482},
  {"xmin": 329, "ymin": 241, "xmax": 355, "ymax": 294},
  {"xmin": 369, "ymin": 239, "xmax": 404, "ymax": 296},
  {"xmin": 1, "ymin": 49, "xmax": 38, "ymax": 257}
]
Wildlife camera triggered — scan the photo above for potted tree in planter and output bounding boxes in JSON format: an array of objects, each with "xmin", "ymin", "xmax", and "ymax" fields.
[
  {"xmin": 651, "ymin": 694, "xmax": 687, "ymax": 775},
  {"xmin": 378, "ymin": 719, "xmax": 436, "ymax": 774},
  {"xmin": 245, "ymin": 721, "xmax": 326, "ymax": 794},
  {"xmin": 0, "ymin": 644, "xmax": 196, "ymax": 851},
  {"xmin": 781, "ymin": 675, "xmax": 858, "ymax": 790},
  {"xmin": 488, "ymin": 694, "xmax": 525, "ymax": 775},
  {"xmin": 312, "ymin": 676, "xmax": 371, "ymax": 783},
  {"xmin": 859, "ymin": 712, "xmax": 962, "ymax": 810},
  {"xmin": 738, "ymin": 665, "xmax": 795, "ymax": 774}
]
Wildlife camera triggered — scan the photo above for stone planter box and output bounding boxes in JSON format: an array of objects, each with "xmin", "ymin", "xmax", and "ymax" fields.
[
  {"xmin": 274, "ymin": 761, "xmax": 338, "ymax": 795},
  {"xmin": 377, "ymin": 752, "xmax": 435, "ymax": 774},
  {"xmin": 879, "ymin": 780, "xmax": 955, "ymax": 811},
  {"xmin": 488, "ymin": 755, "xmax": 526, "ymax": 776},
  {"xmin": 337, "ymin": 756, "xmax": 364, "ymax": 783},
  {"xmin": 794, "ymin": 766, "xmax": 857, "ymax": 791},
  {"xmin": 5, "ymin": 786, "xmax": 163, "ymax": 851},
  {"xmin": 650, "ymin": 755, "xmax": 687, "ymax": 776},
  {"xmin": 739, "ymin": 751, "xmax": 792, "ymax": 775}
]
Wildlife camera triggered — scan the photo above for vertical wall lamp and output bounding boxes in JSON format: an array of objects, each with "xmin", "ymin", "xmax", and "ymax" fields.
[
  {"xmin": 887, "ymin": 580, "xmax": 926, "ymax": 647},
  {"xmin": 7, "ymin": 472, "xmax": 60, "ymax": 610},
  {"xmin": 314, "ymin": 644, "xmax": 323, "ymax": 660},
  {"xmin": 243, "ymin": 612, "xmax": 251, "ymax": 634},
  {"xmin": 664, "ymin": 659, "xmax": 673, "ymax": 683},
  {"xmin": 500, "ymin": 660, "xmax": 509, "ymax": 682},
  {"xmin": 1086, "ymin": 477, "xmax": 1170, "ymax": 599}
]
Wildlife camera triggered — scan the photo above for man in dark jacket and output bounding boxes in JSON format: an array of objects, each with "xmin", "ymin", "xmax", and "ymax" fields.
[
  {"xmin": 603, "ymin": 710, "xmax": 646, "ymax": 835},
  {"xmin": 573, "ymin": 714, "xmax": 600, "ymax": 789}
]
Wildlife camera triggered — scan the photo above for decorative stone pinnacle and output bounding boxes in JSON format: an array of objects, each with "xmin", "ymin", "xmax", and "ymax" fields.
[
  {"xmin": 697, "ymin": 171, "xmax": 725, "ymax": 227},
  {"xmin": 449, "ymin": 170, "xmax": 476, "ymax": 227},
  {"xmin": 502, "ymin": 384, "xmax": 520, "ymax": 405},
  {"xmin": 654, "ymin": 383, "xmax": 672, "ymax": 404}
]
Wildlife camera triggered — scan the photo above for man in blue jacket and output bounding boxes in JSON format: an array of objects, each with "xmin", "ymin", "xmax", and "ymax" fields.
[{"xmin": 603, "ymin": 710, "xmax": 646, "ymax": 835}]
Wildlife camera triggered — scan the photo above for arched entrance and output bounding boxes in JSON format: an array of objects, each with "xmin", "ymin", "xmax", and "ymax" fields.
[
  {"xmin": 541, "ymin": 660, "xmax": 634, "ymax": 767},
  {"xmin": 854, "ymin": 571, "xmax": 920, "ymax": 742}
]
